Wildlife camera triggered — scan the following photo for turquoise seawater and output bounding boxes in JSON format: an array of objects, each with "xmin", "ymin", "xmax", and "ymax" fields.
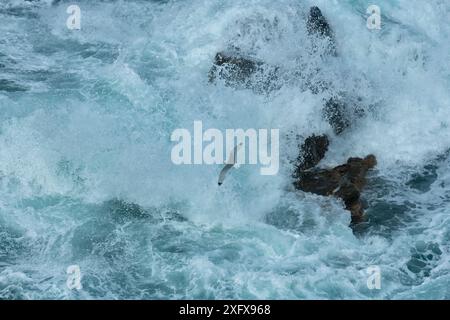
[{"xmin": 0, "ymin": 0, "xmax": 449, "ymax": 299}]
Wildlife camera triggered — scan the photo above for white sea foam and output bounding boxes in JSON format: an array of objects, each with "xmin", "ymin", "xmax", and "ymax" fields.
[{"xmin": 0, "ymin": 0, "xmax": 449, "ymax": 299}]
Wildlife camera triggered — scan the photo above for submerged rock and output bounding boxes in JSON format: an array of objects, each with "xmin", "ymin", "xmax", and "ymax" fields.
[
  {"xmin": 208, "ymin": 7, "xmax": 362, "ymax": 136},
  {"xmin": 208, "ymin": 52, "xmax": 280, "ymax": 93},
  {"xmin": 0, "ymin": 79, "xmax": 27, "ymax": 92},
  {"xmin": 209, "ymin": 52, "xmax": 261, "ymax": 83},
  {"xmin": 407, "ymin": 241, "xmax": 442, "ymax": 278},
  {"xmin": 102, "ymin": 198, "xmax": 187, "ymax": 224},
  {"xmin": 208, "ymin": 6, "xmax": 377, "ymax": 224},
  {"xmin": 306, "ymin": 6, "xmax": 337, "ymax": 56},
  {"xmin": 294, "ymin": 134, "xmax": 330, "ymax": 173},
  {"xmin": 323, "ymin": 97, "xmax": 365, "ymax": 135},
  {"xmin": 208, "ymin": 6, "xmax": 338, "ymax": 93},
  {"xmin": 323, "ymin": 98, "xmax": 350, "ymax": 135},
  {"xmin": 294, "ymin": 155, "xmax": 377, "ymax": 223}
]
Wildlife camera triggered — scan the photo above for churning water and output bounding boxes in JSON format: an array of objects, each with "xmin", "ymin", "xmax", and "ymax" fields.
[{"xmin": 0, "ymin": 0, "xmax": 449, "ymax": 299}]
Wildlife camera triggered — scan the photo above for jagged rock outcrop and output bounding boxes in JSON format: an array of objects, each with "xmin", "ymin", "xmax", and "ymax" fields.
[
  {"xmin": 306, "ymin": 6, "xmax": 337, "ymax": 56},
  {"xmin": 208, "ymin": 7, "xmax": 337, "ymax": 92},
  {"xmin": 323, "ymin": 97, "xmax": 366, "ymax": 135},
  {"xmin": 208, "ymin": 52, "xmax": 281, "ymax": 93},
  {"xmin": 294, "ymin": 134, "xmax": 330, "ymax": 172},
  {"xmin": 208, "ymin": 7, "xmax": 361, "ymax": 136},
  {"xmin": 294, "ymin": 155, "xmax": 377, "ymax": 223},
  {"xmin": 207, "ymin": 6, "xmax": 377, "ymax": 224}
]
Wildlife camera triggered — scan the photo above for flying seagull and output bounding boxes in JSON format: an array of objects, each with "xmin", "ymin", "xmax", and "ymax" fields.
[{"xmin": 218, "ymin": 143, "xmax": 243, "ymax": 186}]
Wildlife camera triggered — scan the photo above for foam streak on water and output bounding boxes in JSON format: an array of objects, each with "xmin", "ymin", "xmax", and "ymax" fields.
[{"xmin": 0, "ymin": 0, "xmax": 449, "ymax": 299}]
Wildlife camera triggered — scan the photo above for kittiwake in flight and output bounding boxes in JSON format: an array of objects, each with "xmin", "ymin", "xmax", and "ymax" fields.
[{"xmin": 218, "ymin": 143, "xmax": 243, "ymax": 186}]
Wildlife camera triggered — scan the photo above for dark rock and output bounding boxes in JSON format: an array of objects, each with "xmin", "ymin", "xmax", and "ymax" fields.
[
  {"xmin": 209, "ymin": 52, "xmax": 260, "ymax": 83},
  {"xmin": 208, "ymin": 7, "xmax": 338, "ymax": 93},
  {"xmin": 323, "ymin": 98, "xmax": 351, "ymax": 135},
  {"xmin": 208, "ymin": 53, "xmax": 367, "ymax": 136},
  {"xmin": 307, "ymin": 6, "xmax": 337, "ymax": 56},
  {"xmin": 294, "ymin": 155, "xmax": 377, "ymax": 223},
  {"xmin": 294, "ymin": 166, "xmax": 340, "ymax": 196},
  {"xmin": 323, "ymin": 97, "xmax": 366, "ymax": 135},
  {"xmin": 307, "ymin": 6, "xmax": 334, "ymax": 40},
  {"xmin": 294, "ymin": 134, "xmax": 330, "ymax": 174},
  {"xmin": 208, "ymin": 52, "xmax": 280, "ymax": 93}
]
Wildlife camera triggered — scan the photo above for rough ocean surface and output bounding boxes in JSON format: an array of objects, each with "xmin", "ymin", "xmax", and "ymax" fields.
[{"xmin": 0, "ymin": 0, "xmax": 449, "ymax": 299}]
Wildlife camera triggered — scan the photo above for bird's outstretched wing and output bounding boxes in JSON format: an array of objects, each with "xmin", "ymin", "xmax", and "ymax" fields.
[
  {"xmin": 218, "ymin": 164, "xmax": 234, "ymax": 186},
  {"xmin": 218, "ymin": 143, "xmax": 243, "ymax": 186}
]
